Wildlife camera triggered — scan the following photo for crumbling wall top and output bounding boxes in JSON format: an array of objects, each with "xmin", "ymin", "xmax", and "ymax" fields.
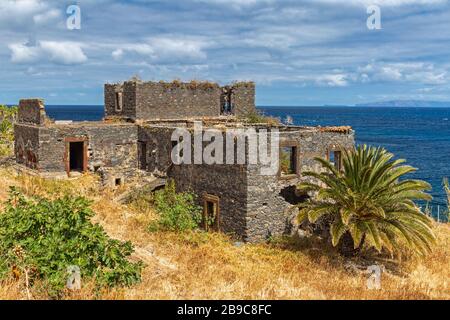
[{"xmin": 18, "ymin": 99, "xmax": 47, "ymax": 126}]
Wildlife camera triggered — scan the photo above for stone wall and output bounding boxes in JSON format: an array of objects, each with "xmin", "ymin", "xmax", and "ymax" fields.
[
  {"xmin": 104, "ymin": 83, "xmax": 121, "ymax": 118},
  {"xmin": 18, "ymin": 99, "xmax": 46, "ymax": 125},
  {"xmin": 37, "ymin": 123, "xmax": 138, "ymax": 181},
  {"xmin": 135, "ymin": 82, "xmax": 221, "ymax": 120},
  {"xmin": 245, "ymin": 128, "xmax": 355, "ymax": 242},
  {"xmin": 171, "ymin": 163, "xmax": 248, "ymax": 239},
  {"xmin": 229, "ymin": 82, "xmax": 256, "ymax": 116},
  {"xmin": 105, "ymin": 80, "xmax": 256, "ymax": 121},
  {"xmin": 138, "ymin": 125, "xmax": 175, "ymax": 175},
  {"xmin": 123, "ymin": 81, "xmax": 137, "ymax": 119},
  {"xmin": 139, "ymin": 124, "xmax": 249, "ymax": 238},
  {"xmin": 138, "ymin": 123, "xmax": 354, "ymax": 242},
  {"xmin": 14, "ymin": 124, "xmax": 40, "ymax": 169}
]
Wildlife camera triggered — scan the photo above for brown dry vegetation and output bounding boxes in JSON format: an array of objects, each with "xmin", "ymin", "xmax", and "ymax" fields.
[{"xmin": 0, "ymin": 167, "xmax": 448, "ymax": 300}]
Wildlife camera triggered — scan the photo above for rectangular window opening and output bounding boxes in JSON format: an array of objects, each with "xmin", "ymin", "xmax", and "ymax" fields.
[
  {"xmin": 280, "ymin": 145, "xmax": 298, "ymax": 177},
  {"xmin": 221, "ymin": 90, "xmax": 233, "ymax": 115},
  {"xmin": 203, "ymin": 195, "xmax": 220, "ymax": 232},
  {"xmin": 115, "ymin": 177, "xmax": 124, "ymax": 186},
  {"xmin": 115, "ymin": 92, "xmax": 123, "ymax": 112},
  {"xmin": 329, "ymin": 150, "xmax": 342, "ymax": 171},
  {"xmin": 138, "ymin": 141, "xmax": 147, "ymax": 170}
]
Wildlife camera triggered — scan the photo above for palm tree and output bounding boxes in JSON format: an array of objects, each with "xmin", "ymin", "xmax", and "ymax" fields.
[{"xmin": 297, "ymin": 145, "xmax": 436, "ymax": 256}]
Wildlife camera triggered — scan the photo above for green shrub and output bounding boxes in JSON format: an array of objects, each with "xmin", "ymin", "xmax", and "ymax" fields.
[
  {"xmin": 149, "ymin": 180, "xmax": 202, "ymax": 232},
  {"xmin": 0, "ymin": 187, "xmax": 143, "ymax": 297},
  {"xmin": 0, "ymin": 105, "xmax": 17, "ymax": 157}
]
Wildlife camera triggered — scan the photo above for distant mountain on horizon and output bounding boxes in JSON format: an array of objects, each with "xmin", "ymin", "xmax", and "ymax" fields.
[{"xmin": 355, "ymin": 100, "xmax": 450, "ymax": 108}]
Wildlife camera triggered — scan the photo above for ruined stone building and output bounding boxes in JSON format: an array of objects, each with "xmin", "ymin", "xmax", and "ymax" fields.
[{"xmin": 14, "ymin": 79, "xmax": 355, "ymax": 242}]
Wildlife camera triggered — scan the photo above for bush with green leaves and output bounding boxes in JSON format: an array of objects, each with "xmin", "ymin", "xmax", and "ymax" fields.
[
  {"xmin": 0, "ymin": 187, "xmax": 142, "ymax": 297},
  {"xmin": 297, "ymin": 145, "xmax": 436, "ymax": 257},
  {"xmin": 149, "ymin": 180, "xmax": 203, "ymax": 232},
  {"xmin": 0, "ymin": 105, "xmax": 17, "ymax": 157}
]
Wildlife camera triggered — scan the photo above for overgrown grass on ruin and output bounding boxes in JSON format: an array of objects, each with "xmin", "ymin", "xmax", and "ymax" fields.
[
  {"xmin": 242, "ymin": 110, "xmax": 281, "ymax": 126},
  {"xmin": 0, "ymin": 167, "xmax": 448, "ymax": 300}
]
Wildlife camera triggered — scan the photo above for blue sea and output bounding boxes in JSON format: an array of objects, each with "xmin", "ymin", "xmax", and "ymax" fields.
[{"xmin": 45, "ymin": 105, "xmax": 450, "ymax": 218}]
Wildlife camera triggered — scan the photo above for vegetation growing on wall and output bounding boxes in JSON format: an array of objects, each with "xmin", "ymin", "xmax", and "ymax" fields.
[
  {"xmin": 0, "ymin": 187, "xmax": 142, "ymax": 298},
  {"xmin": 0, "ymin": 105, "xmax": 17, "ymax": 157},
  {"xmin": 157, "ymin": 79, "xmax": 219, "ymax": 91},
  {"xmin": 297, "ymin": 145, "xmax": 436, "ymax": 257},
  {"xmin": 231, "ymin": 81, "xmax": 255, "ymax": 88},
  {"xmin": 148, "ymin": 180, "xmax": 203, "ymax": 232},
  {"xmin": 242, "ymin": 110, "xmax": 281, "ymax": 126}
]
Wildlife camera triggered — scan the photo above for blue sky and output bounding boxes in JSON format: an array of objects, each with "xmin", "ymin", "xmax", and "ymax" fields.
[{"xmin": 1, "ymin": 0, "xmax": 450, "ymax": 106}]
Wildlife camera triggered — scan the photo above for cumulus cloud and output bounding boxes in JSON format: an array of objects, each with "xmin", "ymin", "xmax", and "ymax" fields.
[
  {"xmin": 2, "ymin": 0, "xmax": 450, "ymax": 104},
  {"xmin": 357, "ymin": 62, "xmax": 447, "ymax": 84},
  {"xmin": 112, "ymin": 38, "xmax": 208, "ymax": 63},
  {"xmin": 0, "ymin": 0, "xmax": 61, "ymax": 27},
  {"xmin": 9, "ymin": 41, "xmax": 88, "ymax": 65}
]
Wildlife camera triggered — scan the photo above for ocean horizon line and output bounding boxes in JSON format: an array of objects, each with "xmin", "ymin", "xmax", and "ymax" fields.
[{"xmin": 5, "ymin": 104, "xmax": 450, "ymax": 109}]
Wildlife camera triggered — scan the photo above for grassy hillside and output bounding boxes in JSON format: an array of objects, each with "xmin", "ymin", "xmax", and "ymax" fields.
[{"xmin": 0, "ymin": 167, "xmax": 448, "ymax": 300}]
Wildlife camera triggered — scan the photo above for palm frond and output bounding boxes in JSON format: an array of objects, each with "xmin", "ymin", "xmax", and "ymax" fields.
[{"xmin": 292, "ymin": 144, "xmax": 436, "ymax": 257}]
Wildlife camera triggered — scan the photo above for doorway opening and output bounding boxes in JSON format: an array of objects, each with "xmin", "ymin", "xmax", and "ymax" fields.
[
  {"xmin": 65, "ymin": 138, "xmax": 87, "ymax": 175},
  {"xmin": 70, "ymin": 142, "xmax": 85, "ymax": 172}
]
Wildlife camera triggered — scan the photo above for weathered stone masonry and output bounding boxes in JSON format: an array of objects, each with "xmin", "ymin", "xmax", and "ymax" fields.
[
  {"xmin": 14, "ymin": 79, "xmax": 355, "ymax": 242},
  {"xmin": 134, "ymin": 122, "xmax": 354, "ymax": 242},
  {"xmin": 105, "ymin": 80, "xmax": 257, "ymax": 121}
]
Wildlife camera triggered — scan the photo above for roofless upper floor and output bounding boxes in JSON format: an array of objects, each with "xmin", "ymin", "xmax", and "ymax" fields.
[{"xmin": 104, "ymin": 79, "xmax": 256, "ymax": 121}]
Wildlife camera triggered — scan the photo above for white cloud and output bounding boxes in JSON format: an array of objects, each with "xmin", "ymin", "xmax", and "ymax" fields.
[
  {"xmin": 9, "ymin": 41, "xmax": 88, "ymax": 65},
  {"xmin": 40, "ymin": 41, "xmax": 88, "ymax": 64},
  {"xmin": 357, "ymin": 62, "xmax": 447, "ymax": 84},
  {"xmin": 0, "ymin": 0, "xmax": 44, "ymax": 16},
  {"xmin": 254, "ymin": 72, "xmax": 350, "ymax": 87},
  {"xmin": 2, "ymin": 0, "xmax": 450, "ymax": 104},
  {"xmin": 312, "ymin": 0, "xmax": 446, "ymax": 7},
  {"xmin": 33, "ymin": 8, "xmax": 60, "ymax": 25},
  {"xmin": 316, "ymin": 74, "xmax": 349, "ymax": 87},
  {"xmin": 9, "ymin": 43, "xmax": 41, "ymax": 64},
  {"xmin": 112, "ymin": 38, "xmax": 208, "ymax": 63},
  {"xmin": 193, "ymin": 0, "xmax": 273, "ymax": 10},
  {"xmin": 0, "ymin": 0, "xmax": 61, "ymax": 27}
]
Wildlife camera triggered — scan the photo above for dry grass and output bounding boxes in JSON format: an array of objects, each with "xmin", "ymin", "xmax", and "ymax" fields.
[{"xmin": 0, "ymin": 167, "xmax": 448, "ymax": 300}]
